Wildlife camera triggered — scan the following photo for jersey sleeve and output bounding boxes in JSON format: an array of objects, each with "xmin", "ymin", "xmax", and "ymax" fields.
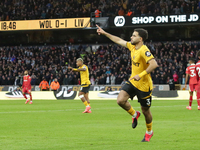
[
  {"xmin": 83, "ymin": 65, "xmax": 87, "ymax": 69},
  {"xmin": 28, "ymin": 76, "xmax": 32, "ymax": 83},
  {"xmin": 126, "ymin": 42, "xmax": 135, "ymax": 51},
  {"xmin": 141, "ymin": 49, "xmax": 154, "ymax": 63}
]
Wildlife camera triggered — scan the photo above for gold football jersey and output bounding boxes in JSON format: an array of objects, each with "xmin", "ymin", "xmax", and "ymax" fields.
[
  {"xmin": 127, "ymin": 42, "xmax": 154, "ymax": 92},
  {"xmin": 79, "ymin": 64, "xmax": 91, "ymax": 86}
]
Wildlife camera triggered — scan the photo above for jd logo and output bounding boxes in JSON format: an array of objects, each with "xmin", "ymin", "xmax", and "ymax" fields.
[
  {"xmin": 54, "ymin": 88, "xmax": 77, "ymax": 100},
  {"xmin": 114, "ymin": 16, "xmax": 125, "ymax": 27}
]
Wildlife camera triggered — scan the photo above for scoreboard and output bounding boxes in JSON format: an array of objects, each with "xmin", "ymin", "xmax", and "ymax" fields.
[{"xmin": 0, "ymin": 18, "xmax": 90, "ymax": 31}]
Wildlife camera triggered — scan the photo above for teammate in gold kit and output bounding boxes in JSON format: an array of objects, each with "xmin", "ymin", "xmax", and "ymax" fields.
[
  {"xmin": 68, "ymin": 58, "xmax": 91, "ymax": 113},
  {"xmin": 96, "ymin": 25, "xmax": 158, "ymax": 142}
]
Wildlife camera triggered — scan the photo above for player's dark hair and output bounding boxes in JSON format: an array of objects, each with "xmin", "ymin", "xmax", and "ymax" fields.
[
  {"xmin": 189, "ymin": 58, "xmax": 195, "ymax": 63},
  {"xmin": 134, "ymin": 28, "xmax": 148, "ymax": 41}
]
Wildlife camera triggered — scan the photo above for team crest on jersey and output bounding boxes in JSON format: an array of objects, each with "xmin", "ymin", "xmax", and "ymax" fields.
[
  {"xmin": 145, "ymin": 51, "xmax": 151, "ymax": 57},
  {"xmin": 132, "ymin": 61, "xmax": 140, "ymax": 67}
]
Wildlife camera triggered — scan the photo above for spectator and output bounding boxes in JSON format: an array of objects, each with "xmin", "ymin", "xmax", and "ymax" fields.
[
  {"xmin": 1, "ymin": 76, "xmax": 7, "ymax": 85},
  {"xmin": 49, "ymin": 76, "xmax": 54, "ymax": 85},
  {"xmin": 99, "ymin": 75, "xmax": 105, "ymax": 85},
  {"xmin": 121, "ymin": 78, "xmax": 126, "ymax": 85},
  {"xmin": 106, "ymin": 86, "xmax": 112, "ymax": 92},
  {"xmin": 41, "ymin": 11, "xmax": 46, "ymax": 19},
  {"xmin": 174, "ymin": 6, "xmax": 181, "ymax": 14},
  {"xmin": 90, "ymin": 76, "xmax": 95, "ymax": 85},
  {"xmin": 50, "ymin": 78, "xmax": 60, "ymax": 91},
  {"xmin": 95, "ymin": 7, "xmax": 101, "ymax": 17},
  {"xmin": 167, "ymin": 76, "xmax": 175, "ymax": 90},
  {"xmin": 173, "ymin": 71, "xmax": 179, "ymax": 84},
  {"xmin": 105, "ymin": 68, "xmax": 111, "ymax": 74},
  {"xmin": 118, "ymin": 7, "xmax": 125, "ymax": 16},
  {"xmin": 31, "ymin": 76, "xmax": 36, "ymax": 85},
  {"xmin": 153, "ymin": 74, "xmax": 160, "ymax": 84},
  {"xmin": 7, "ymin": 77, "xmax": 12, "ymax": 85},
  {"xmin": 126, "ymin": 9, "xmax": 133, "ymax": 16},
  {"xmin": 95, "ymin": 77, "xmax": 100, "ymax": 85},
  {"xmin": 159, "ymin": 75, "xmax": 166, "ymax": 84},
  {"xmin": 68, "ymin": 75, "xmax": 73, "ymax": 85},
  {"xmin": 14, "ymin": 76, "xmax": 20, "ymax": 86},
  {"xmin": 39, "ymin": 77, "xmax": 49, "ymax": 91},
  {"xmin": 196, "ymin": 6, "xmax": 200, "ymax": 13},
  {"xmin": 105, "ymin": 74, "xmax": 110, "ymax": 85},
  {"xmin": 63, "ymin": 75, "xmax": 69, "ymax": 85},
  {"xmin": 110, "ymin": 74, "xmax": 116, "ymax": 85},
  {"xmin": 78, "ymin": 78, "xmax": 81, "ymax": 85},
  {"xmin": 182, "ymin": 74, "xmax": 186, "ymax": 85}
]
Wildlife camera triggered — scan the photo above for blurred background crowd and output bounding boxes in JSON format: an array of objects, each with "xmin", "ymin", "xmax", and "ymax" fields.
[
  {"xmin": 0, "ymin": 40, "xmax": 199, "ymax": 86},
  {"xmin": 1, "ymin": 0, "xmax": 200, "ymax": 21}
]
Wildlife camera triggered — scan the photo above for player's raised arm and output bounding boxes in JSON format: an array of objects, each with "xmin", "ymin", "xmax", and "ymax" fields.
[
  {"xmin": 68, "ymin": 66, "xmax": 86, "ymax": 72},
  {"xmin": 96, "ymin": 25, "xmax": 127, "ymax": 48},
  {"xmin": 74, "ymin": 68, "xmax": 86, "ymax": 71}
]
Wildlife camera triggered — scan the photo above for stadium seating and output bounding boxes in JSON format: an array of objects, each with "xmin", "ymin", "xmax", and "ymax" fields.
[
  {"xmin": 0, "ymin": 40, "xmax": 199, "ymax": 85},
  {"xmin": 0, "ymin": 0, "xmax": 200, "ymax": 21}
]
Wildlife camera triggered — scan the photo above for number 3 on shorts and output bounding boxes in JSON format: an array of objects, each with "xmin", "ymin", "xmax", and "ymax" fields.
[{"xmin": 146, "ymin": 98, "xmax": 151, "ymax": 106}]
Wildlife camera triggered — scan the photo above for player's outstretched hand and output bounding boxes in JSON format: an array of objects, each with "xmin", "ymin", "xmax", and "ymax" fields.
[
  {"xmin": 129, "ymin": 75, "xmax": 141, "ymax": 81},
  {"xmin": 68, "ymin": 66, "xmax": 73, "ymax": 70},
  {"xmin": 96, "ymin": 24, "xmax": 106, "ymax": 35}
]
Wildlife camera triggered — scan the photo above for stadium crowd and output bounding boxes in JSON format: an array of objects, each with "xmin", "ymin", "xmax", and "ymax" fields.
[
  {"xmin": 0, "ymin": 40, "xmax": 199, "ymax": 86},
  {"xmin": 0, "ymin": 0, "xmax": 200, "ymax": 21}
]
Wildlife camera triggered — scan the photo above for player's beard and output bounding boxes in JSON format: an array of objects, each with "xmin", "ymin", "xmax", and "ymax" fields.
[{"xmin": 131, "ymin": 40, "xmax": 139, "ymax": 45}]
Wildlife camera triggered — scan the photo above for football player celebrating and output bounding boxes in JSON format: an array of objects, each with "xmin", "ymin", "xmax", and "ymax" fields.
[
  {"xmin": 96, "ymin": 25, "xmax": 158, "ymax": 142},
  {"xmin": 68, "ymin": 58, "xmax": 91, "ymax": 113}
]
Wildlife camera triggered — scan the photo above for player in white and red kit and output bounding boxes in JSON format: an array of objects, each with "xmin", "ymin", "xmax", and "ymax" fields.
[
  {"xmin": 185, "ymin": 58, "xmax": 198, "ymax": 110},
  {"xmin": 22, "ymin": 70, "xmax": 32, "ymax": 104},
  {"xmin": 195, "ymin": 52, "xmax": 200, "ymax": 110}
]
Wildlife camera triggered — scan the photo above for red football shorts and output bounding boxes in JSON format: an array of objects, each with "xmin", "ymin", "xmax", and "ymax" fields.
[
  {"xmin": 189, "ymin": 84, "xmax": 197, "ymax": 92},
  {"xmin": 197, "ymin": 84, "xmax": 200, "ymax": 99},
  {"xmin": 22, "ymin": 87, "xmax": 31, "ymax": 93}
]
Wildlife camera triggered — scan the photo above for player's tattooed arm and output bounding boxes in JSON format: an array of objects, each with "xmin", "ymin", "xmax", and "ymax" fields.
[
  {"xmin": 75, "ymin": 68, "xmax": 86, "ymax": 71},
  {"xmin": 68, "ymin": 66, "xmax": 86, "ymax": 72}
]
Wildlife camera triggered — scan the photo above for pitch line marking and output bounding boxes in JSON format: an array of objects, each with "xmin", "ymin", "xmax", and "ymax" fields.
[{"xmin": 0, "ymin": 105, "xmax": 188, "ymax": 114}]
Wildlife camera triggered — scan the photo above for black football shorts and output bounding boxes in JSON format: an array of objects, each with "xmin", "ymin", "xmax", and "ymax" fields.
[
  {"xmin": 121, "ymin": 81, "xmax": 152, "ymax": 107},
  {"xmin": 80, "ymin": 84, "xmax": 90, "ymax": 93}
]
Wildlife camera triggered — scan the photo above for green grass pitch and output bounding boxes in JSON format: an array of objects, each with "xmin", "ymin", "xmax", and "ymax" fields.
[{"xmin": 0, "ymin": 100, "xmax": 199, "ymax": 150}]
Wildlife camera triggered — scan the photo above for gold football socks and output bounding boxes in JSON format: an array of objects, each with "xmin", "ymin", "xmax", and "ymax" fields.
[{"xmin": 127, "ymin": 107, "xmax": 136, "ymax": 116}]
